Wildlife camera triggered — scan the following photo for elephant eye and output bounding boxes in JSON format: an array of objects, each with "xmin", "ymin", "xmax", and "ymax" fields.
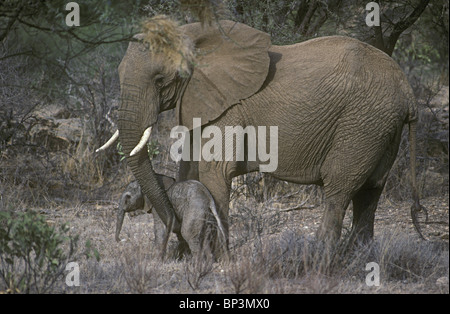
[{"xmin": 154, "ymin": 75, "xmax": 164, "ymax": 88}]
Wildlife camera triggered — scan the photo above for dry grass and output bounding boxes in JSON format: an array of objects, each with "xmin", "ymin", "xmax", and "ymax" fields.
[
  {"xmin": 1, "ymin": 86, "xmax": 447, "ymax": 294},
  {"xmin": 1, "ymin": 135, "xmax": 448, "ymax": 294},
  {"xmin": 0, "ymin": 122, "xmax": 131, "ymax": 209},
  {"xmin": 2, "ymin": 188, "xmax": 445, "ymax": 294}
]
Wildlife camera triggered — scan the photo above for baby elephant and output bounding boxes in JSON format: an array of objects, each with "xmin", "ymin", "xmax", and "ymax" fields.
[
  {"xmin": 116, "ymin": 177, "xmax": 174, "ymax": 244},
  {"xmin": 116, "ymin": 177, "xmax": 226, "ymax": 258}
]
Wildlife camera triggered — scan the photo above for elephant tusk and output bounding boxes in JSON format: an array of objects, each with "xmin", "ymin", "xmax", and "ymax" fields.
[
  {"xmin": 130, "ymin": 127, "xmax": 152, "ymax": 157},
  {"xmin": 96, "ymin": 130, "xmax": 119, "ymax": 153}
]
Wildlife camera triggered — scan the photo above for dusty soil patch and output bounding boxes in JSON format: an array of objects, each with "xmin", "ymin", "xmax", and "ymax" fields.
[{"xmin": 30, "ymin": 192, "xmax": 448, "ymax": 294}]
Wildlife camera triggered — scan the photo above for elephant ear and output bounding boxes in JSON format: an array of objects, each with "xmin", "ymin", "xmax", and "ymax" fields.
[{"xmin": 179, "ymin": 20, "xmax": 271, "ymax": 130}]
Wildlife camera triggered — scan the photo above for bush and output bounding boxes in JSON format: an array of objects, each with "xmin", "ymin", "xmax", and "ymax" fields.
[{"xmin": 0, "ymin": 210, "xmax": 79, "ymax": 293}]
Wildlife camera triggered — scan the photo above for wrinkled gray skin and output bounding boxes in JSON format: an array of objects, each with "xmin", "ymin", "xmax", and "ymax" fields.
[
  {"xmin": 116, "ymin": 179, "xmax": 171, "ymax": 245},
  {"xmin": 117, "ymin": 20, "xmax": 424, "ymax": 257},
  {"xmin": 116, "ymin": 177, "xmax": 225, "ymax": 257}
]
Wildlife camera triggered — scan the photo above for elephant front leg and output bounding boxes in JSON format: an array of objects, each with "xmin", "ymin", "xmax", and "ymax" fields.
[
  {"xmin": 317, "ymin": 196, "xmax": 350, "ymax": 245},
  {"xmin": 152, "ymin": 210, "xmax": 189, "ymax": 259}
]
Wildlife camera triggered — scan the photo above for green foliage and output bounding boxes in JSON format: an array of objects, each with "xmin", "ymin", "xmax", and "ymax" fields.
[
  {"xmin": 392, "ymin": 31, "xmax": 446, "ymax": 86},
  {"xmin": 0, "ymin": 0, "xmax": 142, "ymax": 108},
  {"xmin": 0, "ymin": 210, "xmax": 97, "ymax": 293},
  {"xmin": 147, "ymin": 139, "xmax": 161, "ymax": 160},
  {"xmin": 117, "ymin": 140, "xmax": 161, "ymax": 162},
  {"xmin": 395, "ymin": 36, "xmax": 439, "ymax": 66},
  {"xmin": 84, "ymin": 239, "xmax": 100, "ymax": 262},
  {"xmin": 117, "ymin": 142, "xmax": 126, "ymax": 162}
]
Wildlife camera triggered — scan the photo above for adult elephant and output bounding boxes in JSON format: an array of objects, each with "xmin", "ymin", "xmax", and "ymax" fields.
[{"xmin": 100, "ymin": 16, "xmax": 425, "ymax": 255}]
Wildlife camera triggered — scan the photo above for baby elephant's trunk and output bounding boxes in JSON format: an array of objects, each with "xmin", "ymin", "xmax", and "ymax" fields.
[
  {"xmin": 116, "ymin": 208, "xmax": 126, "ymax": 242},
  {"xmin": 115, "ymin": 181, "xmax": 146, "ymax": 242}
]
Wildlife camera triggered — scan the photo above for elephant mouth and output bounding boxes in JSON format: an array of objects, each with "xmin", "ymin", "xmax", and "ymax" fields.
[{"xmin": 96, "ymin": 126, "xmax": 154, "ymax": 157}]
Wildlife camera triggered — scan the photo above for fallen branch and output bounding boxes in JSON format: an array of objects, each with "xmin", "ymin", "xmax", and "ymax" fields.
[{"xmin": 279, "ymin": 205, "xmax": 316, "ymax": 212}]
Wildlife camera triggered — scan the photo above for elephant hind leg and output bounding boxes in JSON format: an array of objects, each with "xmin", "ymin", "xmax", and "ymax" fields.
[
  {"xmin": 316, "ymin": 140, "xmax": 388, "ymax": 246},
  {"xmin": 349, "ymin": 186, "xmax": 383, "ymax": 246},
  {"xmin": 316, "ymin": 119, "xmax": 403, "ymax": 248},
  {"xmin": 317, "ymin": 159, "xmax": 383, "ymax": 248},
  {"xmin": 349, "ymin": 131, "xmax": 402, "ymax": 246}
]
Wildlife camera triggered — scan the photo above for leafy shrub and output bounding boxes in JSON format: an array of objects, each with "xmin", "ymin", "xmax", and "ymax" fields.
[{"xmin": 0, "ymin": 210, "xmax": 79, "ymax": 293}]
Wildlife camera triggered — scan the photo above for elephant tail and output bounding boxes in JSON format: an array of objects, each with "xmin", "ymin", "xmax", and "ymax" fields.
[
  {"xmin": 209, "ymin": 198, "xmax": 227, "ymax": 248},
  {"xmin": 200, "ymin": 185, "xmax": 227, "ymax": 253},
  {"xmin": 408, "ymin": 119, "xmax": 428, "ymax": 240}
]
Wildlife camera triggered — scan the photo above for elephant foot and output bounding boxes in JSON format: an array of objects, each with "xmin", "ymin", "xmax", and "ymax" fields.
[
  {"xmin": 175, "ymin": 235, "xmax": 191, "ymax": 260},
  {"xmin": 346, "ymin": 226, "xmax": 374, "ymax": 250}
]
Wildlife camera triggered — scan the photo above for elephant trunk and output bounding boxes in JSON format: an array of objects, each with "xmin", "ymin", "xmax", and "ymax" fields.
[
  {"xmin": 115, "ymin": 206, "xmax": 126, "ymax": 242},
  {"xmin": 117, "ymin": 96, "xmax": 180, "ymax": 236}
]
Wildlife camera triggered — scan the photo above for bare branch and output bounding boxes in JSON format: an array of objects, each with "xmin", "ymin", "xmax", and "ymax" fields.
[
  {"xmin": 279, "ymin": 205, "xmax": 316, "ymax": 212},
  {"xmin": 385, "ymin": 0, "xmax": 430, "ymax": 55},
  {"xmin": 0, "ymin": 6, "xmax": 23, "ymax": 42}
]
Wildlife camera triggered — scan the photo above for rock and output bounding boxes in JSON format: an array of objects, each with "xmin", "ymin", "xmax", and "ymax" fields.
[
  {"xmin": 26, "ymin": 104, "xmax": 97, "ymax": 151},
  {"xmin": 30, "ymin": 117, "xmax": 84, "ymax": 151},
  {"xmin": 426, "ymin": 132, "xmax": 449, "ymax": 157},
  {"xmin": 436, "ymin": 276, "xmax": 449, "ymax": 287},
  {"xmin": 423, "ymin": 86, "xmax": 449, "ymax": 156},
  {"xmin": 424, "ymin": 169, "xmax": 447, "ymax": 188},
  {"xmin": 53, "ymin": 118, "xmax": 83, "ymax": 143},
  {"xmin": 33, "ymin": 104, "xmax": 72, "ymax": 120},
  {"xmin": 429, "ymin": 86, "xmax": 449, "ymax": 110}
]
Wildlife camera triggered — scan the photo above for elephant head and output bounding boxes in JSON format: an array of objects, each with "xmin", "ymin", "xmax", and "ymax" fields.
[
  {"xmin": 115, "ymin": 176, "xmax": 176, "ymax": 243},
  {"xmin": 116, "ymin": 181, "xmax": 145, "ymax": 242},
  {"xmin": 109, "ymin": 16, "xmax": 271, "ymax": 239}
]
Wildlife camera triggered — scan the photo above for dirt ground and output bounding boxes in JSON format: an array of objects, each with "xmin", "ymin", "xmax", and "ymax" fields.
[{"xmin": 35, "ymin": 190, "xmax": 449, "ymax": 294}]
